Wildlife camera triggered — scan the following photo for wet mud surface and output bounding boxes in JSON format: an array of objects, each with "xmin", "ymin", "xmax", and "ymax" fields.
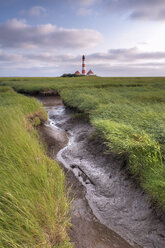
[{"xmin": 38, "ymin": 96, "xmax": 165, "ymax": 248}]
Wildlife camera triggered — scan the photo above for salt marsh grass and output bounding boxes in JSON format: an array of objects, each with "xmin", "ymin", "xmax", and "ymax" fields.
[
  {"xmin": 1, "ymin": 77, "xmax": 165, "ymax": 210},
  {"xmin": 0, "ymin": 87, "xmax": 72, "ymax": 248}
]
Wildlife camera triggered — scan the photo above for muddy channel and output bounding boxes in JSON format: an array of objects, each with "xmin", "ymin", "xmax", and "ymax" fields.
[{"xmin": 38, "ymin": 96, "xmax": 165, "ymax": 248}]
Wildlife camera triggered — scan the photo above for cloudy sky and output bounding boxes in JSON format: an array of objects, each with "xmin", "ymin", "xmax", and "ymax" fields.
[{"xmin": 1, "ymin": 0, "xmax": 165, "ymax": 76}]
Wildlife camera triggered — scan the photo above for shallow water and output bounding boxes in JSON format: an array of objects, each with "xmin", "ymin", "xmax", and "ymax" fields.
[{"xmin": 40, "ymin": 96, "xmax": 165, "ymax": 248}]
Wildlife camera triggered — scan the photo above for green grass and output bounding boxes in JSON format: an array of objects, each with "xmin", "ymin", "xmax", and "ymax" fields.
[
  {"xmin": 0, "ymin": 87, "xmax": 72, "ymax": 248},
  {"xmin": 0, "ymin": 76, "xmax": 165, "ymax": 211}
]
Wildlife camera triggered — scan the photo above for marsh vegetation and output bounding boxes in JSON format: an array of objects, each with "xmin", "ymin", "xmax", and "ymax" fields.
[
  {"xmin": 0, "ymin": 86, "xmax": 72, "ymax": 247},
  {"xmin": 0, "ymin": 76, "xmax": 165, "ymax": 246}
]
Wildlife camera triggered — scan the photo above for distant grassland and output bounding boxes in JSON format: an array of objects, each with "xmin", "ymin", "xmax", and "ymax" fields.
[
  {"xmin": 0, "ymin": 76, "xmax": 165, "ymax": 211},
  {"xmin": 0, "ymin": 86, "xmax": 72, "ymax": 248}
]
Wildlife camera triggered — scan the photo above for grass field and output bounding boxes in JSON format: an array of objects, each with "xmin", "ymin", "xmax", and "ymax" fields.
[
  {"xmin": 0, "ymin": 76, "xmax": 165, "ymax": 214},
  {"xmin": 0, "ymin": 86, "xmax": 72, "ymax": 248}
]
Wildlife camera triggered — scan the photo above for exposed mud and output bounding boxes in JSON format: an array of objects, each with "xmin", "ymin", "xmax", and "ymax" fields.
[{"xmin": 38, "ymin": 96, "xmax": 165, "ymax": 248}]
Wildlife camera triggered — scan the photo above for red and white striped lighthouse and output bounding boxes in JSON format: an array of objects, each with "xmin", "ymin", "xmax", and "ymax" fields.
[{"xmin": 82, "ymin": 55, "xmax": 86, "ymax": 75}]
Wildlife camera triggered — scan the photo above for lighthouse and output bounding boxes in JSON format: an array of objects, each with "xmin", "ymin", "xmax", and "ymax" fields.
[{"xmin": 82, "ymin": 55, "xmax": 86, "ymax": 75}]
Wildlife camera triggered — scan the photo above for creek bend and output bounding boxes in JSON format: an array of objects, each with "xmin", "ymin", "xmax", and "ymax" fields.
[{"xmin": 38, "ymin": 96, "xmax": 165, "ymax": 248}]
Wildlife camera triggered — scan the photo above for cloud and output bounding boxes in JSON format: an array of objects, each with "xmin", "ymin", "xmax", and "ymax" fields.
[
  {"xmin": 0, "ymin": 51, "xmax": 23, "ymax": 62},
  {"xmin": 71, "ymin": 0, "xmax": 98, "ymax": 7},
  {"xmin": 2, "ymin": 47, "xmax": 165, "ymax": 65},
  {"xmin": 0, "ymin": 19, "xmax": 103, "ymax": 50},
  {"xmin": 29, "ymin": 6, "xmax": 47, "ymax": 17},
  {"xmin": 138, "ymin": 42, "xmax": 148, "ymax": 46},
  {"xmin": 77, "ymin": 7, "xmax": 95, "ymax": 16},
  {"xmin": 91, "ymin": 63, "xmax": 165, "ymax": 77},
  {"xmin": 104, "ymin": 0, "xmax": 165, "ymax": 21},
  {"xmin": 88, "ymin": 47, "xmax": 165, "ymax": 62},
  {"xmin": 2, "ymin": 47, "xmax": 165, "ymax": 66},
  {"xmin": 1, "ymin": 47, "xmax": 165, "ymax": 76},
  {"xmin": 0, "ymin": 50, "xmax": 82, "ymax": 76}
]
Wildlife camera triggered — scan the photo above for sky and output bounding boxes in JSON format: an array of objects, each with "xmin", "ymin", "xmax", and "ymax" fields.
[{"xmin": 1, "ymin": 0, "xmax": 165, "ymax": 76}]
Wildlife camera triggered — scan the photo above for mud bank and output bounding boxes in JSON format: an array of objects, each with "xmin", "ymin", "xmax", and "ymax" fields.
[{"xmin": 38, "ymin": 96, "xmax": 165, "ymax": 248}]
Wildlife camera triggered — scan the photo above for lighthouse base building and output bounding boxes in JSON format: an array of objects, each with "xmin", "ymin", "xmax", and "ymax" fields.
[
  {"xmin": 75, "ymin": 70, "xmax": 81, "ymax": 75},
  {"xmin": 87, "ymin": 70, "xmax": 95, "ymax": 76}
]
